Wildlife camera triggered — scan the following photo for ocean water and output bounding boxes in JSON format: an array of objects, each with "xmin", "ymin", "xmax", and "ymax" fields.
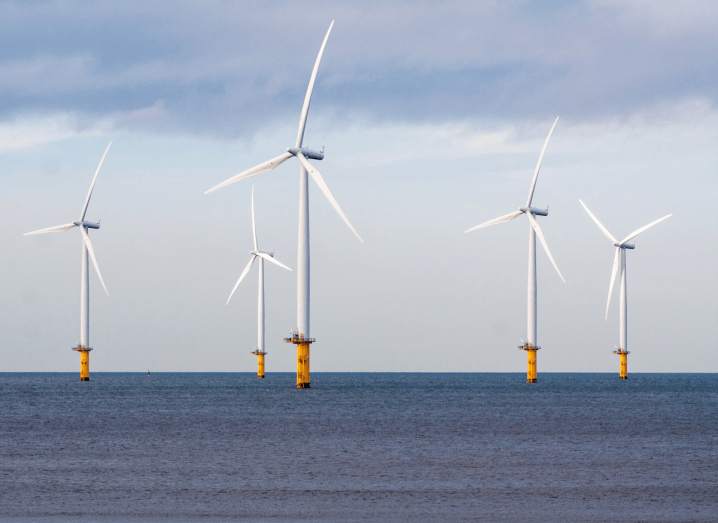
[{"xmin": 0, "ymin": 372, "xmax": 716, "ymax": 522}]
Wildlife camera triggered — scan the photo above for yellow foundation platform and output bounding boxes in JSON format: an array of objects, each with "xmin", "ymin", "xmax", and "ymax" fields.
[
  {"xmin": 72, "ymin": 345, "xmax": 92, "ymax": 381},
  {"xmin": 518, "ymin": 342, "xmax": 539, "ymax": 383},
  {"xmin": 284, "ymin": 332, "xmax": 315, "ymax": 388},
  {"xmin": 612, "ymin": 349, "xmax": 630, "ymax": 379},
  {"xmin": 251, "ymin": 350, "xmax": 267, "ymax": 378}
]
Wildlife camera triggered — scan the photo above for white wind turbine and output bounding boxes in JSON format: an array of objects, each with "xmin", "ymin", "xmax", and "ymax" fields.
[
  {"xmin": 579, "ymin": 199, "xmax": 671, "ymax": 378},
  {"xmin": 465, "ymin": 118, "xmax": 565, "ymax": 382},
  {"xmin": 24, "ymin": 142, "xmax": 112, "ymax": 380},
  {"xmin": 226, "ymin": 187, "xmax": 291, "ymax": 378},
  {"xmin": 205, "ymin": 21, "xmax": 362, "ymax": 388}
]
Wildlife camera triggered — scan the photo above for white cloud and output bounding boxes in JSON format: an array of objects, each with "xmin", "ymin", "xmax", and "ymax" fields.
[{"xmin": 0, "ymin": 116, "xmax": 77, "ymax": 152}]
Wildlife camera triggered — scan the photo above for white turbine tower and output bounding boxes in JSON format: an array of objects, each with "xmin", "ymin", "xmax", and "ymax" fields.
[
  {"xmin": 465, "ymin": 118, "xmax": 565, "ymax": 383},
  {"xmin": 226, "ymin": 187, "xmax": 292, "ymax": 378},
  {"xmin": 24, "ymin": 142, "xmax": 112, "ymax": 381},
  {"xmin": 579, "ymin": 199, "xmax": 671, "ymax": 379},
  {"xmin": 205, "ymin": 21, "xmax": 362, "ymax": 388}
]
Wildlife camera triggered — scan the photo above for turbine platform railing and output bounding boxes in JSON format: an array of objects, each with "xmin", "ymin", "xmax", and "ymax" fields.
[
  {"xmin": 283, "ymin": 333, "xmax": 316, "ymax": 344},
  {"xmin": 517, "ymin": 342, "xmax": 540, "ymax": 350}
]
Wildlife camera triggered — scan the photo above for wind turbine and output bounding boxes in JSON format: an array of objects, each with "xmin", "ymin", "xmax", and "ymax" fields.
[
  {"xmin": 226, "ymin": 187, "xmax": 292, "ymax": 378},
  {"xmin": 579, "ymin": 199, "xmax": 671, "ymax": 379},
  {"xmin": 205, "ymin": 21, "xmax": 362, "ymax": 388},
  {"xmin": 24, "ymin": 142, "xmax": 112, "ymax": 381},
  {"xmin": 465, "ymin": 118, "xmax": 565, "ymax": 383}
]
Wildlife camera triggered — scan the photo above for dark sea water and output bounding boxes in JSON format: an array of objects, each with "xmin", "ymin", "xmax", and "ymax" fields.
[{"xmin": 0, "ymin": 373, "xmax": 716, "ymax": 522}]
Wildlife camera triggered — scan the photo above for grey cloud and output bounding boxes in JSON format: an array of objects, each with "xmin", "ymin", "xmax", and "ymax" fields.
[{"xmin": 1, "ymin": 0, "xmax": 717, "ymax": 137}]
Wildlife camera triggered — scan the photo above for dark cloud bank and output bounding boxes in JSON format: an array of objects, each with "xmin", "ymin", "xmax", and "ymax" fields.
[{"xmin": 0, "ymin": 0, "xmax": 716, "ymax": 137}]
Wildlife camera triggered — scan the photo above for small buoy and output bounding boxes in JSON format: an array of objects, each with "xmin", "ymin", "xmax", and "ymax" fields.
[{"xmin": 147, "ymin": 369, "xmax": 150, "ymax": 377}]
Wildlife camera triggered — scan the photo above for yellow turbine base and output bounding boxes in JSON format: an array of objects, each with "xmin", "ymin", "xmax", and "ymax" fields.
[
  {"xmin": 72, "ymin": 347, "xmax": 91, "ymax": 381},
  {"xmin": 296, "ymin": 342, "xmax": 310, "ymax": 388},
  {"xmin": 253, "ymin": 351, "xmax": 265, "ymax": 378},
  {"xmin": 526, "ymin": 349, "xmax": 537, "ymax": 383},
  {"xmin": 283, "ymin": 333, "xmax": 314, "ymax": 389},
  {"xmin": 612, "ymin": 350, "xmax": 629, "ymax": 379},
  {"xmin": 619, "ymin": 352, "xmax": 628, "ymax": 379},
  {"xmin": 518, "ymin": 343, "xmax": 539, "ymax": 383}
]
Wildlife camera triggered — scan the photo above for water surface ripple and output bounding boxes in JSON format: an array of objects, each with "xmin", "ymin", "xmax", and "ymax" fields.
[{"xmin": 0, "ymin": 373, "xmax": 716, "ymax": 522}]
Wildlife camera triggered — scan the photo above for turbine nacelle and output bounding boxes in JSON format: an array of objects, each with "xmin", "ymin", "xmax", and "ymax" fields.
[
  {"xmin": 286, "ymin": 146, "xmax": 324, "ymax": 161},
  {"xmin": 74, "ymin": 221, "xmax": 100, "ymax": 229},
  {"xmin": 614, "ymin": 242, "xmax": 635, "ymax": 249},
  {"xmin": 519, "ymin": 207, "xmax": 549, "ymax": 216}
]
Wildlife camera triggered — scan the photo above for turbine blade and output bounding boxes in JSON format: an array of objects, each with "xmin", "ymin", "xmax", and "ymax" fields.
[
  {"xmin": 80, "ymin": 141, "xmax": 112, "ymax": 221},
  {"xmin": 526, "ymin": 212, "xmax": 565, "ymax": 283},
  {"xmin": 579, "ymin": 199, "xmax": 618, "ymax": 244},
  {"xmin": 295, "ymin": 21, "xmax": 334, "ymax": 148},
  {"xmin": 24, "ymin": 223, "xmax": 77, "ymax": 235},
  {"xmin": 227, "ymin": 255, "xmax": 256, "ymax": 305},
  {"xmin": 465, "ymin": 210, "xmax": 522, "ymax": 233},
  {"xmin": 606, "ymin": 247, "xmax": 620, "ymax": 321},
  {"xmin": 297, "ymin": 153, "xmax": 364, "ymax": 243},
  {"xmin": 526, "ymin": 117, "xmax": 559, "ymax": 208},
  {"xmin": 256, "ymin": 252, "xmax": 292, "ymax": 271},
  {"xmin": 205, "ymin": 152, "xmax": 293, "ymax": 194},
  {"xmin": 619, "ymin": 214, "xmax": 672, "ymax": 245},
  {"xmin": 80, "ymin": 227, "xmax": 108, "ymax": 296},
  {"xmin": 251, "ymin": 186, "xmax": 258, "ymax": 251}
]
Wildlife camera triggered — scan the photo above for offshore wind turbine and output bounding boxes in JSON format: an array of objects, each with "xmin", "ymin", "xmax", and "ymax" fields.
[
  {"xmin": 24, "ymin": 142, "xmax": 112, "ymax": 381},
  {"xmin": 579, "ymin": 200, "xmax": 671, "ymax": 379},
  {"xmin": 226, "ymin": 187, "xmax": 292, "ymax": 378},
  {"xmin": 205, "ymin": 21, "xmax": 362, "ymax": 388},
  {"xmin": 465, "ymin": 118, "xmax": 565, "ymax": 383}
]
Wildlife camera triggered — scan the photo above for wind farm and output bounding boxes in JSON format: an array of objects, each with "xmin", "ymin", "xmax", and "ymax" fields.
[
  {"xmin": 23, "ymin": 142, "xmax": 112, "ymax": 381},
  {"xmin": 205, "ymin": 21, "xmax": 363, "ymax": 388},
  {"xmin": 225, "ymin": 187, "xmax": 291, "ymax": 378},
  {"xmin": 3, "ymin": 5, "xmax": 716, "ymax": 522},
  {"xmin": 579, "ymin": 200, "xmax": 672, "ymax": 379},
  {"xmin": 465, "ymin": 118, "xmax": 565, "ymax": 383}
]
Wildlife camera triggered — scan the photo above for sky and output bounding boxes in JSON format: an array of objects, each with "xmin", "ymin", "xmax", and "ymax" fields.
[{"xmin": 1, "ymin": 0, "xmax": 716, "ymax": 373}]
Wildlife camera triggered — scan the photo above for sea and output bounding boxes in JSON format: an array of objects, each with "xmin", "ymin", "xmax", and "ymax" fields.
[{"xmin": 0, "ymin": 373, "xmax": 716, "ymax": 522}]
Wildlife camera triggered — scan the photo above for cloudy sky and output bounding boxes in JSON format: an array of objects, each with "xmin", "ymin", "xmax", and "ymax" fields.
[{"xmin": 1, "ymin": 0, "xmax": 716, "ymax": 373}]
